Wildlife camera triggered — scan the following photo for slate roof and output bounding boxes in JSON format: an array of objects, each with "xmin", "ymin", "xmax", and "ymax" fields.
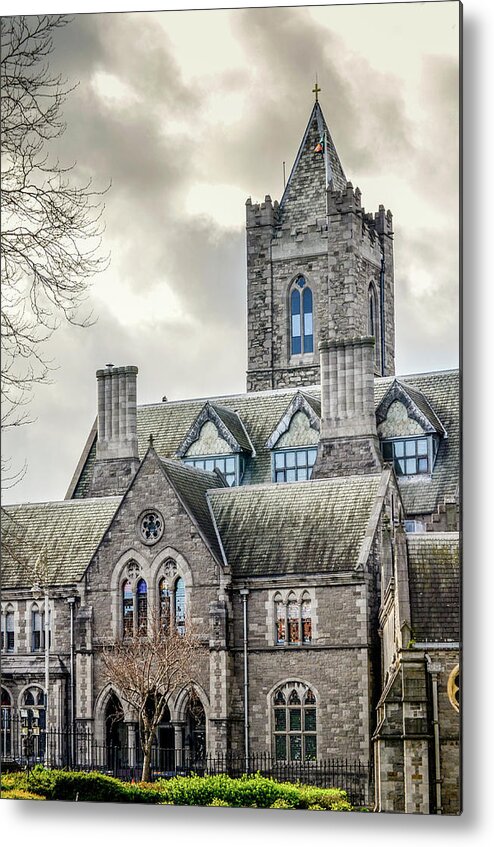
[
  {"xmin": 407, "ymin": 533, "xmax": 460, "ymax": 643},
  {"xmin": 70, "ymin": 369, "xmax": 458, "ymax": 519},
  {"xmin": 374, "ymin": 370, "xmax": 459, "ymax": 514},
  {"xmin": 208, "ymin": 474, "xmax": 383, "ymax": 578},
  {"xmin": 1, "ymin": 497, "xmax": 121, "ymax": 589},
  {"xmin": 158, "ymin": 458, "xmax": 226, "ymax": 564}
]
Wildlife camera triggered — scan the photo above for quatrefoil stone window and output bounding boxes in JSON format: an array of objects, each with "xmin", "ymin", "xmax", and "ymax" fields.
[{"xmin": 138, "ymin": 510, "xmax": 164, "ymax": 545}]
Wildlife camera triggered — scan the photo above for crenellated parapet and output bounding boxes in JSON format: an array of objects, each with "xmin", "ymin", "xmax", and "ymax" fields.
[{"xmin": 246, "ymin": 195, "xmax": 280, "ymax": 228}]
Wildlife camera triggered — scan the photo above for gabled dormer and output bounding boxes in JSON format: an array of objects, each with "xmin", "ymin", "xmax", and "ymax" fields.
[
  {"xmin": 176, "ymin": 401, "xmax": 254, "ymax": 486},
  {"xmin": 265, "ymin": 392, "xmax": 320, "ymax": 482},
  {"xmin": 376, "ymin": 379, "xmax": 447, "ymax": 477}
]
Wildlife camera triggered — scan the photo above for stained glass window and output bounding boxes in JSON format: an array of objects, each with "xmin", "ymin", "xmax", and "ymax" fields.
[
  {"xmin": 301, "ymin": 598, "xmax": 312, "ymax": 643},
  {"xmin": 159, "ymin": 578, "xmax": 171, "ymax": 632},
  {"xmin": 275, "ymin": 599, "xmax": 286, "ymax": 644},
  {"xmin": 291, "ymin": 289, "xmax": 301, "ymax": 354},
  {"xmin": 122, "ymin": 580, "xmax": 133, "ymax": 637},
  {"xmin": 273, "ymin": 683, "xmax": 317, "ymax": 762},
  {"xmin": 175, "ymin": 577, "xmax": 186, "ymax": 635},
  {"xmin": 137, "ymin": 579, "xmax": 147, "ymax": 634},
  {"xmin": 287, "ymin": 599, "xmax": 300, "ymax": 643}
]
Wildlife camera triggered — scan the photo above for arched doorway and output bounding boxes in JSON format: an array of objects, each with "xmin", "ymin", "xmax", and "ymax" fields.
[
  {"xmin": 184, "ymin": 695, "xmax": 206, "ymax": 766},
  {"xmin": 156, "ymin": 704, "xmax": 174, "ymax": 772},
  {"xmin": 105, "ymin": 692, "xmax": 126, "ymax": 771},
  {"xmin": 1, "ymin": 688, "xmax": 12, "ymax": 759}
]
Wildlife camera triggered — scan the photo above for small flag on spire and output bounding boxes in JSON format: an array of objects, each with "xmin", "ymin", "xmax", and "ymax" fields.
[{"xmin": 314, "ymin": 136, "xmax": 324, "ymax": 154}]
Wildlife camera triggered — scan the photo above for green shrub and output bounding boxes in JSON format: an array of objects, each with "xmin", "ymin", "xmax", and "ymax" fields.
[
  {"xmin": 156, "ymin": 773, "xmax": 302, "ymax": 809},
  {"xmin": 270, "ymin": 797, "xmax": 296, "ymax": 809},
  {"xmin": 208, "ymin": 797, "xmax": 230, "ymax": 806},
  {"xmin": 297, "ymin": 785, "xmax": 352, "ymax": 811},
  {"xmin": 24, "ymin": 767, "xmax": 160, "ymax": 804},
  {"xmin": 1, "ymin": 788, "xmax": 46, "ymax": 801}
]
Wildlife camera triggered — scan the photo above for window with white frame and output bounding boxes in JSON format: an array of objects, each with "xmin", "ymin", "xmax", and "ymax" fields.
[
  {"xmin": 30, "ymin": 603, "xmax": 51, "ymax": 652},
  {"xmin": 273, "ymin": 682, "xmax": 317, "ymax": 762},
  {"xmin": 290, "ymin": 276, "xmax": 314, "ymax": 356},
  {"xmin": 1, "ymin": 606, "xmax": 14, "ymax": 653}
]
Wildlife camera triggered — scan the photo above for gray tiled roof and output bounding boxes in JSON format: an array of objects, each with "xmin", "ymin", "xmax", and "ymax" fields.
[
  {"xmin": 407, "ymin": 533, "xmax": 460, "ymax": 643},
  {"xmin": 158, "ymin": 458, "xmax": 226, "ymax": 564},
  {"xmin": 1, "ymin": 497, "xmax": 121, "ymax": 589},
  {"xmin": 374, "ymin": 370, "xmax": 459, "ymax": 514},
  {"xmin": 71, "ymin": 369, "xmax": 458, "ymax": 518},
  {"xmin": 208, "ymin": 474, "xmax": 383, "ymax": 578}
]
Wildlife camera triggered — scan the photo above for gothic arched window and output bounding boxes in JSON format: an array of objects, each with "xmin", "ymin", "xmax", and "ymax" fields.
[
  {"xmin": 137, "ymin": 579, "xmax": 148, "ymax": 634},
  {"xmin": 290, "ymin": 276, "xmax": 314, "ymax": 355},
  {"xmin": 368, "ymin": 283, "xmax": 380, "ymax": 371},
  {"xmin": 175, "ymin": 577, "xmax": 186, "ymax": 635},
  {"xmin": 159, "ymin": 578, "xmax": 171, "ymax": 632},
  {"xmin": 31, "ymin": 603, "xmax": 42, "ymax": 652},
  {"xmin": 273, "ymin": 682, "xmax": 317, "ymax": 762},
  {"xmin": 122, "ymin": 580, "xmax": 133, "ymax": 637},
  {"xmin": 22, "ymin": 686, "xmax": 46, "ymax": 759}
]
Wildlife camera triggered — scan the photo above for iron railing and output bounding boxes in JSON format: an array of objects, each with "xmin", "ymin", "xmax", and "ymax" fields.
[{"xmin": 1, "ymin": 721, "xmax": 372, "ymax": 807}]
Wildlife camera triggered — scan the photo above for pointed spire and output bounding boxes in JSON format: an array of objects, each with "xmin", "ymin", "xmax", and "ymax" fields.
[{"xmin": 280, "ymin": 99, "xmax": 347, "ymax": 222}]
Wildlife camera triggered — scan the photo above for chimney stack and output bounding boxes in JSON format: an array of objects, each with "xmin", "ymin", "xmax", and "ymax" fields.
[{"xmin": 88, "ymin": 365, "xmax": 140, "ymax": 497}]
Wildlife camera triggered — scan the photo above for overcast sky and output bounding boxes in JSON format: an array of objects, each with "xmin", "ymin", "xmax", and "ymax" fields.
[{"xmin": 2, "ymin": 1, "xmax": 460, "ymax": 505}]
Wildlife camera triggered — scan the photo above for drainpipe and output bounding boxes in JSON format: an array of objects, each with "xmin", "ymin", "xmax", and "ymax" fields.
[
  {"xmin": 426, "ymin": 655, "xmax": 443, "ymax": 814},
  {"xmin": 240, "ymin": 589, "xmax": 250, "ymax": 771},
  {"xmin": 67, "ymin": 597, "xmax": 76, "ymax": 768},
  {"xmin": 379, "ymin": 252, "xmax": 386, "ymax": 376}
]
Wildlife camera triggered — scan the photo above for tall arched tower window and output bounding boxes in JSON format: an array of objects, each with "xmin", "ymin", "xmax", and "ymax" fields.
[
  {"xmin": 368, "ymin": 283, "xmax": 380, "ymax": 372},
  {"xmin": 175, "ymin": 577, "xmax": 186, "ymax": 635},
  {"xmin": 290, "ymin": 276, "xmax": 314, "ymax": 355},
  {"xmin": 137, "ymin": 579, "xmax": 148, "ymax": 634}
]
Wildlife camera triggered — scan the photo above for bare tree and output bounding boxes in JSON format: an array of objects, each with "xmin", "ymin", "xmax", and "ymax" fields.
[
  {"xmin": 101, "ymin": 610, "xmax": 205, "ymax": 782},
  {"xmin": 1, "ymin": 15, "xmax": 108, "ymax": 432}
]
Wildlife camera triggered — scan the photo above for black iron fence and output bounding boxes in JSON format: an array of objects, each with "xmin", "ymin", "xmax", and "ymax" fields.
[{"xmin": 1, "ymin": 721, "xmax": 372, "ymax": 807}]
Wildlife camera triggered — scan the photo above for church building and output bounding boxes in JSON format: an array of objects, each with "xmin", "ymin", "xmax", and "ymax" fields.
[{"xmin": 1, "ymin": 94, "xmax": 460, "ymax": 814}]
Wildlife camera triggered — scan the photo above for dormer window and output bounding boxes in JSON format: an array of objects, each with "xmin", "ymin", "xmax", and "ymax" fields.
[
  {"xmin": 183, "ymin": 454, "xmax": 243, "ymax": 486},
  {"xmin": 272, "ymin": 448, "xmax": 317, "ymax": 483},
  {"xmin": 381, "ymin": 435, "xmax": 439, "ymax": 476},
  {"xmin": 290, "ymin": 276, "xmax": 313, "ymax": 355}
]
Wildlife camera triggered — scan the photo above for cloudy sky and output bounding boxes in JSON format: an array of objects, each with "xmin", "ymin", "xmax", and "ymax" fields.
[{"xmin": 2, "ymin": 0, "xmax": 460, "ymax": 505}]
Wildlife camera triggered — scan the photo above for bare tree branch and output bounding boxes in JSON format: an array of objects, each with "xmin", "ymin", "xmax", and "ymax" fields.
[
  {"xmin": 1, "ymin": 15, "xmax": 109, "ymax": 450},
  {"xmin": 101, "ymin": 609, "xmax": 206, "ymax": 781}
]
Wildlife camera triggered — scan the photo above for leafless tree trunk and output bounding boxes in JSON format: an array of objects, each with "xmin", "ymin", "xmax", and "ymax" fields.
[
  {"xmin": 101, "ymin": 610, "xmax": 205, "ymax": 782},
  {"xmin": 1, "ymin": 15, "xmax": 108, "ymax": 434}
]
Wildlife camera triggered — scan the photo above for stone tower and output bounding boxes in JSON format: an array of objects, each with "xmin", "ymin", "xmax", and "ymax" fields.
[{"xmin": 246, "ymin": 98, "xmax": 395, "ymax": 392}]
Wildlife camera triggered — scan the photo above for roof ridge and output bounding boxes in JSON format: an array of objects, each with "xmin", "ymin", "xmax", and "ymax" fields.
[
  {"xmin": 3, "ymin": 495, "xmax": 122, "ymax": 509},
  {"xmin": 208, "ymin": 472, "xmax": 383, "ymax": 496}
]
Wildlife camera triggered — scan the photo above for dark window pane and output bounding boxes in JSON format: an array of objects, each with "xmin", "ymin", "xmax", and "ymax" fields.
[
  {"xmin": 288, "ymin": 689, "xmax": 301, "ymax": 705},
  {"xmin": 290, "ymin": 709, "xmax": 301, "ymax": 731},
  {"xmin": 291, "ymin": 334, "xmax": 301, "ymax": 355},
  {"xmin": 296, "ymin": 276, "xmax": 305, "ymax": 288},
  {"xmin": 290, "ymin": 735, "xmax": 302, "ymax": 761},
  {"xmin": 305, "ymin": 689, "xmax": 316, "ymax": 705},
  {"xmin": 274, "ymin": 690, "xmax": 285, "ymax": 706},
  {"xmin": 304, "ymin": 334, "xmax": 314, "ymax": 353},
  {"xmin": 382, "ymin": 441, "xmax": 393, "ymax": 460},
  {"xmin": 305, "ymin": 735, "xmax": 317, "ymax": 761},
  {"xmin": 275, "ymin": 710, "xmax": 286, "ymax": 732},
  {"xmin": 275, "ymin": 735, "xmax": 287, "ymax": 760},
  {"xmin": 305, "ymin": 709, "xmax": 316, "ymax": 731}
]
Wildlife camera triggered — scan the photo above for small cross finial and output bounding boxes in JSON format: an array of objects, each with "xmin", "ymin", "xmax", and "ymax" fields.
[
  {"xmin": 149, "ymin": 433, "xmax": 154, "ymax": 447},
  {"xmin": 312, "ymin": 80, "xmax": 321, "ymax": 102}
]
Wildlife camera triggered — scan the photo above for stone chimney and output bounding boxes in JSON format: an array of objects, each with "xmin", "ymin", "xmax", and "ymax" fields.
[
  {"xmin": 312, "ymin": 337, "xmax": 382, "ymax": 478},
  {"xmin": 88, "ymin": 365, "xmax": 140, "ymax": 496}
]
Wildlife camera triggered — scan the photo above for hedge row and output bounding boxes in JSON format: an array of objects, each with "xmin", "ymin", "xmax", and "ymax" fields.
[{"xmin": 0, "ymin": 766, "xmax": 352, "ymax": 811}]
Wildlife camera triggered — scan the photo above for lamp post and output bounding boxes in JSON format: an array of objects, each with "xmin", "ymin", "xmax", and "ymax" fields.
[{"xmin": 33, "ymin": 548, "xmax": 50, "ymax": 765}]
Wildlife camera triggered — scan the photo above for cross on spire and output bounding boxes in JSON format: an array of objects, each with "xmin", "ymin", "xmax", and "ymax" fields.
[{"xmin": 312, "ymin": 80, "xmax": 321, "ymax": 102}]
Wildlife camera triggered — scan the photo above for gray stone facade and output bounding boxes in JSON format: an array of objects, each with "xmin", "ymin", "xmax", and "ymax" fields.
[{"xmin": 1, "ymin": 98, "xmax": 459, "ymax": 815}]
